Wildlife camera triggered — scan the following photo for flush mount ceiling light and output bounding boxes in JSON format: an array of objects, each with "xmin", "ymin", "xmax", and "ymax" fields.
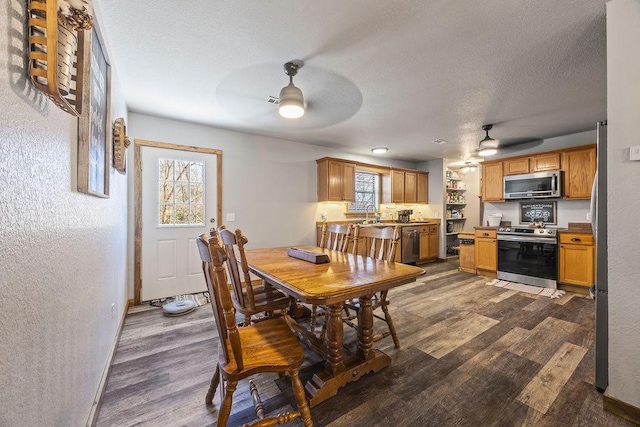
[
  {"xmin": 278, "ymin": 61, "xmax": 305, "ymax": 119},
  {"xmin": 477, "ymin": 124, "xmax": 498, "ymax": 156},
  {"xmin": 371, "ymin": 147, "xmax": 389, "ymax": 154}
]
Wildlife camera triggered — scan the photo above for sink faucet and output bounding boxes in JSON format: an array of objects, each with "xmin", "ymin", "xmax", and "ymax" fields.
[{"xmin": 364, "ymin": 204, "xmax": 377, "ymax": 224}]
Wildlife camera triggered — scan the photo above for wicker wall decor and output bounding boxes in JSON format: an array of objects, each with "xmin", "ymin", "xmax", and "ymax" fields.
[
  {"xmin": 27, "ymin": 0, "xmax": 93, "ymax": 116},
  {"xmin": 112, "ymin": 118, "xmax": 131, "ymax": 174}
]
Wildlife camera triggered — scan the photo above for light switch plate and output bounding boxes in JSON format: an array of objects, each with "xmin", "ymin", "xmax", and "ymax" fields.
[
  {"xmin": 631, "ymin": 145, "xmax": 640, "ymax": 161},
  {"xmin": 226, "ymin": 213, "xmax": 235, "ymax": 222}
]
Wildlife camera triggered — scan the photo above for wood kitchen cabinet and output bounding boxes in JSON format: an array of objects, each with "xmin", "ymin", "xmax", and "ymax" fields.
[
  {"xmin": 458, "ymin": 232, "xmax": 476, "ymax": 274},
  {"xmin": 559, "ymin": 232, "xmax": 595, "ymax": 287},
  {"xmin": 531, "ymin": 153, "xmax": 561, "ymax": 172},
  {"xmin": 563, "ymin": 146, "xmax": 596, "ymax": 199},
  {"xmin": 503, "ymin": 157, "xmax": 530, "ymax": 175},
  {"xmin": 417, "ymin": 172, "xmax": 429, "ymax": 203},
  {"xmin": 419, "ymin": 224, "xmax": 439, "ymax": 262},
  {"xmin": 391, "ymin": 169, "xmax": 427, "ymax": 203},
  {"xmin": 317, "ymin": 158, "xmax": 356, "ymax": 202},
  {"xmin": 474, "ymin": 229, "xmax": 497, "ymax": 276},
  {"xmin": 481, "ymin": 162, "xmax": 504, "ymax": 202}
]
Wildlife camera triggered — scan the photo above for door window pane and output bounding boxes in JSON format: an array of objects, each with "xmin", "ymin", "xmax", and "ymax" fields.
[{"xmin": 157, "ymin": 158, "xmax": 205, "ymax": 226}]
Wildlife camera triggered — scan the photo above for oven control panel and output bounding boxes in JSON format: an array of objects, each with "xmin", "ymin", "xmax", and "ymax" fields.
[{"xmin": 498, "ymin": 227, "xmax": 558, "ymax": 237}]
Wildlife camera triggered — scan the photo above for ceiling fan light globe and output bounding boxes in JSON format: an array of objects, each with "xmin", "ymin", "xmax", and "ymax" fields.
[
  {"xmin": 279, "ymin": 104, "xmax": 304, "ymax": 118},
  {"xmin": 279, "ymin": 83, "xmax": 305, "ymax": 119},
  {"xmin": 478, "ymin": 147, "xmax": 497, "ymax": 156}
]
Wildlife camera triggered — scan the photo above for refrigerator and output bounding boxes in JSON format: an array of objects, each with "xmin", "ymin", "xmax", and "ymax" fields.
[{"xmin": 591, "ymin": 120, "xmax": 608, "ymax": 392}]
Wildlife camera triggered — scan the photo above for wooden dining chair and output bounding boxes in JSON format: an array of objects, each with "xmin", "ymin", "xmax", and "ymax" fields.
[
  {"xmin": 214, "ymin": 226, "xmax": 292, "ymax": 326},
  {"xmin": 319, "ymin": 223, "xmax": 352, "ymax": 252},
  {"xmin": 196, "ymin": 234, "xmax": 313, "ymax": 427},
  {"xmin": 309, "ymin": 223, "xmax": 353, "ymax": 335},
  {"xmin": 349, "ymin": 224, "xmax": 402, "ymax": 348}
]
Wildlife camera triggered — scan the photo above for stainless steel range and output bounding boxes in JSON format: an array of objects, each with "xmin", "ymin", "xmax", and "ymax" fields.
[{"xmin": 497, "ymin": 226, "xmax": 559, "ymax": 289}]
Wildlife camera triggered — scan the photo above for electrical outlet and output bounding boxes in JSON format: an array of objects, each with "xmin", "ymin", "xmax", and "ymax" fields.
[
  {"xmin": 226, "ymin": 213, "xmax": 236, "ymax": 222},
  {"xmin": 630, "ymin": 145, "xmax": 640, "ymax": 161},
  {"xmin": 586, "ymin": 212, "xmax": 592, "ymax": 221},
  {"xmin": 111, "ymin": 303, "xmax": 115, "ymax": 320}
]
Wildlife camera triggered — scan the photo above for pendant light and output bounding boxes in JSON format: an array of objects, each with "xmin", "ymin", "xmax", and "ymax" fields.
[
  {"xmin": 477, "ymin": 124, "xmax": 497, "ymax": 156},
  {"xmin": 279, "ymin": 61, "xmax": 305, "ymax": 119}
]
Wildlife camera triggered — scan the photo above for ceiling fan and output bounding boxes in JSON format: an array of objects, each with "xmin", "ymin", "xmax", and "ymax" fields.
[
  {"xmin": 215, "ymin": 61, "xmax": 362, "ymax": 129},
  {"xmin": 476, "ymin": 124, "xmax": 543, "ymax": 157}
]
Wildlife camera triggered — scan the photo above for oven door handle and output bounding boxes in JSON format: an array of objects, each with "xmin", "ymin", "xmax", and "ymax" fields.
[{"xmin": 497, "ymin": 235, "xmax": 557, "ymax": 244}]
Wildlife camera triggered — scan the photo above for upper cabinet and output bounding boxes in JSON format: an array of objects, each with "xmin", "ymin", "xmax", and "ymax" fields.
[
  {"xmin": 503, "ymin": 158, "xmax": 530, "ymax": 175},
  {"xmin": 482, "ymin": 162, "xmax": 504, "ymax": 202},
  {"xmin": 480, "ymin": 144, "xmax": 595, "ymax": 202},
  {"xmin": 391, "ymin": 169, "xmax": 428, "ymax": 203},
  {"xmin": 417, "ymin": 173, "xmax": 429, "ymax": 203},
  {"xmin": 317, "ymin": 158, "xmax": 356, "ymax": 202},
  {"xmin": 503, "ymin": 152, "xmax": 561, "ymax": 176},
  {"xmin": 563, "ymin": 146, "xmax": 597, "ymax": 199},
  {"xmin": 531, "ymin": 153, "xmax": 561, "ymax": 172}
]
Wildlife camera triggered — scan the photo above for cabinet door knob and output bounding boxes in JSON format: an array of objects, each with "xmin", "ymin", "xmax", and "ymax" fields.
[
  {"xmin": 571, "ymin": 238, "xmax": 581, "ymax": 242},
  {"xmin": 482, "ymin": 233, "xmax": 489, "ymax": 237}
]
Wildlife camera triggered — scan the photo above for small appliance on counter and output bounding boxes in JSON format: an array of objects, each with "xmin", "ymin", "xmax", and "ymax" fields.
[{"xmin": 397, "ymin": 209, "xmax": 413, "ymax": 223}]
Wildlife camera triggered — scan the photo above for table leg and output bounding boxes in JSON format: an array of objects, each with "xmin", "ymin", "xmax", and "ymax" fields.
[
  {"xmin": 324, "ymin": 303, "xmax": 346, "ymax": 375},
  {"xmin": 304, "ymin": 299, "xmax": 391, "ymax": 407},
  {"xmin": 356, "ymin": 295, "xmax": 375, "ymax": 360}
]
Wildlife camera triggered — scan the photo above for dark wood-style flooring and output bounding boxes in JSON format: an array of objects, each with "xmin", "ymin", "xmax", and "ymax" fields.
[{"xmin": 96, "ymin": 262, "xmax": 632, "ymax": 426}]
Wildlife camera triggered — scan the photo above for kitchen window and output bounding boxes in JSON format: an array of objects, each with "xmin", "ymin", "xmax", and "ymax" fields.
[{"xmin": 348, "ymin": 170, "xmax": 379, "ymax": 212}]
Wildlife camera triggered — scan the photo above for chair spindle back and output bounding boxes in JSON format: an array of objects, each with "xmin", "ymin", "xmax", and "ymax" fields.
[
  {"xmin": 352, "ymin": 225, "xmax": 400, "ymax": 261},
  {"xmin": 196, "ymin": 234, "xmax": 244, "ymax": 370}
]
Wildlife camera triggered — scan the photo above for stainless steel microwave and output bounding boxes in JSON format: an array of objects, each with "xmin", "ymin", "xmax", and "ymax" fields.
[{"xmin": 503, "ymin": 171, "xmax": 562, "ymax": 199}]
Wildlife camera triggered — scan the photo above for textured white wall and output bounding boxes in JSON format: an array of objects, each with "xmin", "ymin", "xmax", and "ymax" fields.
[
  {"xmin": 606, "ymin": 0, "xmax": 640, "ymax": 408},
  {"xmin": 0, "ymin": 1, "xmax": 129, "ymax": 424}
]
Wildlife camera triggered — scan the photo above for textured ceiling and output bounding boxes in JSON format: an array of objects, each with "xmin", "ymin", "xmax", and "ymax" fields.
[{"xmin": 92, "ymin": 0, "xmax": 607, "ymax": 162}]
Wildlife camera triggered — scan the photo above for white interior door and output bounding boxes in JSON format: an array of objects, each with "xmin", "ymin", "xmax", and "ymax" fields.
[{"xmin": 141, "ymin": 146, "xmax": 218, "ymax": 301}]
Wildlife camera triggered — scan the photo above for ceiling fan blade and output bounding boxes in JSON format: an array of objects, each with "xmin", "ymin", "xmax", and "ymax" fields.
[{"xmin": 495, "ymin": 139, "xmax": 544, "ymax": 153}]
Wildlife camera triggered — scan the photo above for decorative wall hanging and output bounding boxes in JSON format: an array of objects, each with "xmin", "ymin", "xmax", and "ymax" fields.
[
  {"xmin": 27, "ymin": 0, "xmax": 94, "ymax": 116},
  {"xmin": 112, "ymin": 118, "xmax": 131, "ymax": 174},
  {"xmin": 77, "ymin": 26, "xmax": 111, "ymax": 197}
]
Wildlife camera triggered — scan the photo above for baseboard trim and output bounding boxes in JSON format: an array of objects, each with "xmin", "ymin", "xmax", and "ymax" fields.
[
  {"xmin": 128, "ymin": 298, "xmax": 135, "ymax": 307},
  {"xmin": 86, "ymin": 299, "xmax": 130, "ymax": 427},
  {"xmin": 604, "ymin": 392, "xmax": 640, "ymax": 425}
]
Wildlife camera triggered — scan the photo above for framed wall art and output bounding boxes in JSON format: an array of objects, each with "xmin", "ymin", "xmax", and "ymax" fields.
[
  {"xmin": 519, "ymin": 201, "xmax": 557, "ymax": 225},
  {"xmin": 77, "ymin": 26, "xmax": 111, "ymax": 197}
]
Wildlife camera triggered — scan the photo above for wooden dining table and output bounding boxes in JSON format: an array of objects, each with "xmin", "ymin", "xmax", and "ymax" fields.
[{"xmin": 244, "ymin": 245, "xmax": 425, "ymax": 407}]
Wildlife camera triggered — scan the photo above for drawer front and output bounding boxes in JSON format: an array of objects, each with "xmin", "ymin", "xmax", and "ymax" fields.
[
  {"xmin": 475, "ymin": 229, "xmax": 497, "ymax": 239},
  {"xmin": 420, "ymin": 225, "xmax": 439, "ymax": 233},
  {"xmin": 559, "ymin": 233, "xmax": 594, "ymax": 245}
]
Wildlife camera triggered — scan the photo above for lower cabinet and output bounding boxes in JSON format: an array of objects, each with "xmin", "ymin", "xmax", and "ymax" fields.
[
  {"xmin": 559, "ymin": 232, "xmax": 595, "ymax": 287},
  {"xmin": 474, "ymin": 229, "xmax": 497, "ymax": 275},
  {"xmin": 419, "ymin": 224, "xmax": 439, "ymax": 262},
  {"xmin": 458, "ymin": 232, "xmax": 476, "ymax": 274}
]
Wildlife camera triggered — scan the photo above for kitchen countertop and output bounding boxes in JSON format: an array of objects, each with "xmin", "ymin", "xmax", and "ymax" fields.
[
  {"xmin": 317, "ymin": 219, "xmax": 441, "ymax": 227},
  {"xmin": 474, "ymin": 226, "xmax": 498, "ymax": 230}
]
